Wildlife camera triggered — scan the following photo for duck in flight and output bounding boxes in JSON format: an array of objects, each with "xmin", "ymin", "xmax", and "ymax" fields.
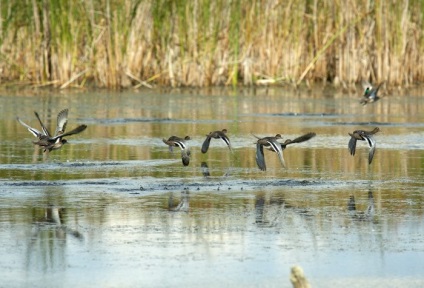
[
  {"xmin": 254, "ymin": 132, "xmax": 316, "ymax": 171},
  {"xmin": 17, "ymin": 108, "xmax": 87, "ymax": 152},
  {"xmin": 360, "ymin": 81, "xmax": 384, "ymax": 105},
  {"xmin": 201, "ymin": 129, "xmax": 231, "ymax": 153},
  {"xmin": 348, "ymin": 127, "xmax": 380, "ymax": 164},
  {"xmin": 162, "ymin": 136, "xmax": 191, "ymax": 166}
]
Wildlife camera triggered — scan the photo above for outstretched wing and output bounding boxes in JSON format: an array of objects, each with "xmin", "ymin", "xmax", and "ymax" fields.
[
  {"xmin": 267, "ymin": 139, "xmax": 286, "ymax": 168},
  {"xmin": 365, "ymin": 135, "xmax": 376, "ymax": 164},
  {"xmin": 348, "ymin": 136, "xmax": 357, "ymax": 156},
  {"xmin": 255, "ymin": 143, "xmax": 267, "ymax": 171},
  {"xmin": 17, "ymin": 117, "xmax": 43, "ymax": 138},
  {"xmin": 34, "ymin": 112, "xmax": 51, "ymax": 137},
  {"xmin": 55, "ymin": 109, "xmax": 69, "ymax": 136},
  {"xmin": 50, "ymin": 125, "xmax": 87, "ymax": 140},
  {"xmin": 219, "ymin": 135, "xmax": 232, "ymax": 151},
  {"xmin": 370, "ymin": 82, "xmax": 384, "ymax": 100},
  {"xmin": 285, "ymin": 132, "xmax": 316, "ymax": 146},
  {"xmin": 201, "ymin": 136, "xmax": 212, "ymax": 153},
  {"xmin": 251, "ymin": 133, "xmax": 262, "ymax": 140},
  {"xmin": 171, "ymin": 139, "xmax": 190, "ymax": 166}
]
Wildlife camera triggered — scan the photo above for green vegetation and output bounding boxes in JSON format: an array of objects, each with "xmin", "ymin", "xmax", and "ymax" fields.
[{"xmin": 0, "ymin": 0, "xmax": 423, "ymax": 88}]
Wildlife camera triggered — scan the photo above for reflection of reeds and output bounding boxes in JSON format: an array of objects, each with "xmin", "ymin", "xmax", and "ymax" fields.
[{"xmin": 0, "ymin": 0, "xmax": 423, "ymax": 88}]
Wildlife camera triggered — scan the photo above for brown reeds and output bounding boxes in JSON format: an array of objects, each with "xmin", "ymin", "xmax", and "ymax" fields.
[{"xmin": 0, "ymin": 0, "xmax": 423, "ymax": 89}]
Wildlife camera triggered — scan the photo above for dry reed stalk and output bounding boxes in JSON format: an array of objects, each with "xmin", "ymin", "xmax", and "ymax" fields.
[
  {"xmin": 297, "ymin": 10, "xmax": 372, "ymax": 86},
  {"xmin": 0, "ymin": 0, "xmax": 424, "ymax": 88}
]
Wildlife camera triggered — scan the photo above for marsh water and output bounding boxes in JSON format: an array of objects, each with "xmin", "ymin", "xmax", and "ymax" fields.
[{"xmin": 1, "ymin": 87, "xmax": 424, "ymax": 287}]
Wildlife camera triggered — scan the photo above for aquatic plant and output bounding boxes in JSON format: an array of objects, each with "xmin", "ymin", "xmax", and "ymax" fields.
[{"xmin": 0, "ymin": 0, "xmax": 423, "ymax": 88}]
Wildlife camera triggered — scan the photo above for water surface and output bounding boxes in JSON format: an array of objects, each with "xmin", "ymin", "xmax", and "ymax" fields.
[{"xmin": 1, "ymin": 87, "xmax": 424, "ymax": 287}]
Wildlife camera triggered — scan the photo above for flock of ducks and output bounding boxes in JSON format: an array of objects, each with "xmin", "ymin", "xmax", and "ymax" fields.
[
  {"xmin": 163, "ymin": 126, "xmax": 380, "ymax": 170},
  {"xmin": 17, "ymin": 82, "xmax": 383, "ymax": 170}
]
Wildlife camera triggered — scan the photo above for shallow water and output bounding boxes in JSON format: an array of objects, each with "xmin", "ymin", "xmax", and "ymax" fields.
[{"xmin": 1, "ymin": 87, "xmax": 424, "ymax": 287}]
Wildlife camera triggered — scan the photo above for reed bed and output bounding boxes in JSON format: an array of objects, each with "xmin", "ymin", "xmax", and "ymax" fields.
[{"xmin": 0, "ymin": 0, "xmax": 423, "ymax": 88}]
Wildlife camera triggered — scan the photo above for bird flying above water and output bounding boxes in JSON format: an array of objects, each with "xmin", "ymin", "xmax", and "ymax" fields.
[
  {"xmin": 348, "ymin": 127, "xmax": 380, "ymax": 164},
  {"xmin": 17, "ymin": 109, "xmax": 87, "ymax": 152},
  {"xmin": 162, "ymin": 136, "xmax": 191, "ymax": 166},
  {"xmin": 253, "ymin": 132, "xmax": 316, "ymax": 171},
  {"xmin": 360, "ymin": 81, "xmax": 384, "ymax": 105},
  {"xmin": 201, "ymin": 129, "xmax": 231, "ymax": 153}
]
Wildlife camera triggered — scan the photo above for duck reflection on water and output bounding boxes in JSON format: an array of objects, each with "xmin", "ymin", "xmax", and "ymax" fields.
[
  {"xmin": 25, "ymin": 204, "xmax": 83, "ymax": 271},
  {"xmin": 168, "ymin": 190, "xmax": 190, "ymax": 212},
  {"xmin": 254, "ymin": 193, "xmax": 313, "ymax": 227},
  {"xmin": 200, "ymin": 162, "xmax": 232, "ymax": 178},
  {"xmin": 31, "ymin": 205, "xmax": 83, "ymax": 240},
  {"xmin": 347, "ymin": 190, "xmax": 375, "ymax": 221}
]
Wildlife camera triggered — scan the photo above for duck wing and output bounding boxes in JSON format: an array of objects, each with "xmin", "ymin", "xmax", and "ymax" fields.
[
  {"xmin": 348, "ymin": 135, "xmax": 357, "ymax": 156},
  {"xmin": 372, "ymin": 82, "xmax": 384, "ymax": 94},
  {"xmin": 201, "ymin": 135, "xmax": 212, "ymax": 153},
  {"xmin": 173, "ymin": 139, "xmax": 189, "ymax": 151},
  {"xmin": 181, "ymin": 148, "xmax": 190, "ymax": 166},
  {"xmin": 364, "ymin": 135, "xmax": 376, "ymax": 164},
  {"xmin": 34, "ymin": 112, "xmax": 51, "ymax": 137},
  {"xmin": 50, "ymin": 125, "xmax": 87, "ymax": 140},
  {"xmin": 17, "ymin": 117, "xmax": 44, "ymax": 138},
  {"xmin": 172, "ymin": 139, "xmax": 190, "ymax": 166},
  {"xmin": 284, "ymin": 132, "xmax": 316, "ymax": 146},
  {"xmin": 267, "ymin": 139, "xmax": 286, "ymax": 168},
  {"xmin": 219, "ymin": 134, "xmax": 231, "ymax": 151},
  {"xmin": 55, "ymin": 109, "xmax": 69, "ymax": 136},
  {"xmin": 255, "ymin": 143, "xmax": 267, "ymax": 171}
]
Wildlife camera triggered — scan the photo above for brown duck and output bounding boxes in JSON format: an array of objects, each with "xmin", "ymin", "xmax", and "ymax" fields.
[
  {"xmin": 348, "ymin": 127, "xmax": 380, "ymax": 164},
  {"xmin": 201, "ymin": 129, "xmax": 231, "ymax": 153},
  {"xmin": 162, "ymin": 136, "xmax": 191, "ymax": 166},
  {"xmin": 17, "ymin": 109, "xmax": 87, "ymax": 152}
]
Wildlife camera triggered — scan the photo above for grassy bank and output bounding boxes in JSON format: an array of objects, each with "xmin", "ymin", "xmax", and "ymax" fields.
[{"xmin": 0, "ymin": 0, "xmax": 423, "ymax": 88}]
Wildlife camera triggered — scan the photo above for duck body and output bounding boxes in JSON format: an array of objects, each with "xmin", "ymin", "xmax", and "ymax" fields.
[
  {"xmin": 17, "ymin": 109, "xmax": 87, "ymax": 152},
  {"xmin": 163, "ymin": 136, "xmax": 191, "ymax": 166},
  {"xmin": 348, "ymin": 127, "xmax": 380, "ymax": 164},
  {"xmin": 201, "ymin": 129, "xmax": 231, "ymax": 153},
  {"xmin": 255, "ymin": 134, "xmax": 285, "ymax": 171},
  {"xmin": 360, "ymin": 81, "xmax": 384, "ymax": 105},
  {"xmin": 254, "ymin": 132, "xmax": 316, "ymax": 171}
]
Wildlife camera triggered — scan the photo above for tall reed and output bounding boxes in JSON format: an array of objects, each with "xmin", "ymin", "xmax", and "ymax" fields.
[{"xmin": 0, "ymin": 0, "xmax": 423, "ymax": 88}]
